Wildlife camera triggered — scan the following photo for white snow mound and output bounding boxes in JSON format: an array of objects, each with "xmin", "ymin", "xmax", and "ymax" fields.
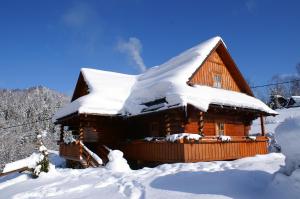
[
  {"xmin": 275, "ymin": 116, "xmax": 300, "ymax": 175},
  {"xmin": 105, "ymin": 150, "xmax": 131, "ymax": 172}
]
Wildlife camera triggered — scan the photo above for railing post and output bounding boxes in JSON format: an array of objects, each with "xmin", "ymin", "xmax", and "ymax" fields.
[
  {"xmin": 260, "ymin": 114, "xmax": 265, "ymax": 136},
  {"xmin": 198, "ymin": 111, "xmax": 204, "ymax": 135},
  {"xmin": 79, "ymin": 122, "xmax": 84, "ymax": 157},
  {"xmin": 60, "ymin": 125, "xmax": 64, "ymax": 142},
  {"xmin": 165, "ymin": 113, "xmax": 171, "ymax": 136}
]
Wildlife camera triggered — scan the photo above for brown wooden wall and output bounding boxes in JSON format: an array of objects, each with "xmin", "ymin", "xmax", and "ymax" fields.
[
  {"xmin": 184, "ymin": 106, "xmax": 253, "ymax": 136},
  {"xmin": 71, "ymin": 73, "xmax": 89, "ymax": 101},
  {"xmin": 124, "ymin": 138, "xmax": 268, "ymax": 163},
  {"xmin": 59, "ymin": 143, "xmax": 80, "ymax": 161},
  {"xmin": 189, "ymin": 50, "xmax": 241, "ymax": 92},
  {"xmin": 61, "ymin": 115, "xmax": 128, "ymax": 151},
  {"xmin": 184, "ymin": 121, "xmax": 248, "ymax": 136},
  {"xmin": 126, "ymin": 108, "xmax": 186, "ymax": 138}
]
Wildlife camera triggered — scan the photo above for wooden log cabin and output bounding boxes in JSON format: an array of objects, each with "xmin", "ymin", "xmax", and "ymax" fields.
[{"xmin": 53, "ymin": 36, "xmax": 277, "ymax": 168}]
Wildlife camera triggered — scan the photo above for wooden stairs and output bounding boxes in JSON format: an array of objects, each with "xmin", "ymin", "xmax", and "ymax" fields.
[{"xmin": 78, "ymin": 142, "xmax": 106, "ymax": 168}]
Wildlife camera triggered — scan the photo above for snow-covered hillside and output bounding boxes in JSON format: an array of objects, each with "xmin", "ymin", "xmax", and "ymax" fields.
[
  {"xmin": 1, "ymin": 107, "xmax": 300, "ymax": 199},
  {"xmin": 0, "ymin": 86, "xmax": 69, "ymax": 168}
]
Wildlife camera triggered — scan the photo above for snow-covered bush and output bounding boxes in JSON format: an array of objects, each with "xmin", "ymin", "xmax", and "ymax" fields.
[
  {"xmin": 106, "ymin": 150, "xmax": 130, "ymax": 172},
  {"xmin": 32, "ymin": 131, "xmax": 50, "ymax": 178}
]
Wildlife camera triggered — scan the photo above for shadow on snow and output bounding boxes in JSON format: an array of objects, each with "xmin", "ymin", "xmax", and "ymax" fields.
[{"xmin": 150, "ymin": 169, "xmax": 274, "ymax": 199}]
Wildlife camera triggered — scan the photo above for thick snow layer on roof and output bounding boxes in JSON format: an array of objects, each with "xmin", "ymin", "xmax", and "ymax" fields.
[
  {"xmin": 53, "ymin": 36, "xmax": 276, "ymax": 121},
  {"xmin": 53, "ymin": 68, "xmax": 137, "ymax": 120}
]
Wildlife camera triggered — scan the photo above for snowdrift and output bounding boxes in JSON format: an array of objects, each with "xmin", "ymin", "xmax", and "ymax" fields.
[{"xmin": 272, "ymin": 116, "xmax": 300, "ymax": 195}]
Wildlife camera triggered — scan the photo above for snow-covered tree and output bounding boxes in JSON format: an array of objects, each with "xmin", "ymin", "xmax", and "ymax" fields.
[
  {"xmin": 0, "ymin": 86, "xmax": 69, "ymax": 166},
  {"xmin": 32, "ymin": 131, "xmax": 49, "ymax": 178}
]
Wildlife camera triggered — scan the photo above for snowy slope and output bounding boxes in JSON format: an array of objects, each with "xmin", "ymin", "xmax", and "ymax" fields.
[
  {"xmin": 2, "ymin": 107, "xmax": 300, "ymax": 199},
  {"xmin": 0, "ymin": 152, "xmax": 289, "ymax": 199}
]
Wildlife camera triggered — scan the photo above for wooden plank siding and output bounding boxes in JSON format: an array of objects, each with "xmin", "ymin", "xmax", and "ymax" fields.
[
  {"xmin": 124, "ymin": 141, "xmax": 185, "ymax": 163},
  {"xmin": 123, "ymin": 137, "xmax": 268, "ymax": 163},
  {"xmin": 59, "ymin": 142, "xmax": 81, "ymax": 161},
  {"xmin": 189, "ymin": 50, "xmax": 241, "ymax": 92},
  {"xmin": 184, "ymin": 105, "xmax": 254, "ymax": 136},
  {"xmin": 185, "ymin": 120, "xmax": 247, "ymax": 136}
]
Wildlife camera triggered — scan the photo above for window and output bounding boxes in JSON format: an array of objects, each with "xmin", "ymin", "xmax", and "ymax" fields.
[
  {"xmin": 216, "ymin": 122, "xmax": 225, "ymax": 136},
  {"xmin": 213, "ymin": 74, "xmax": 222, "ymax": 88}
]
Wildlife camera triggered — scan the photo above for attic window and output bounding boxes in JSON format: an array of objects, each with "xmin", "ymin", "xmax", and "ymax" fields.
[{"xmin": 213, "ymin": 74, "xmax": 222, "ymax": 88}]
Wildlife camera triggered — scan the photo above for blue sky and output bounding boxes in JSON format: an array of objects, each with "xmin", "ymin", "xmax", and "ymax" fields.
[{"xmin": 0, "ymin": 0, "xmax": 300, "ymax": 95}]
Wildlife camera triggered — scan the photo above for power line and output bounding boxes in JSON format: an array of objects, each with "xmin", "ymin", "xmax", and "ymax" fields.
[
  {"xmin": 0, "ymin": 106, "xmax": 63, "ymax": 130},
  {"xmin": 251, "ymin": 79, "xmax": 300, "ymax": 89},
  {"xmin": 0, "ymin": 81, "xmax": 297, "ymax": 130},
  {"xmin": 0, "ymin": 118, "xmax": 52, "ymax": 130}
]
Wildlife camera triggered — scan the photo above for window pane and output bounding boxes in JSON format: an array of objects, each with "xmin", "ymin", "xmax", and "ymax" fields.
[
  {"xmin": 216, "ymin": 122, "xmax": 225, "ymax": 136},
  {"xmin": 213, "ymin": 74, "xmax": 222, "ymax": 88}
]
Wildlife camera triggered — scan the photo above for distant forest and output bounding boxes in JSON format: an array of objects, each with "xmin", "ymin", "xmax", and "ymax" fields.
[{"xmin": 0, "ymin": 86, "xmax": 69, "ymax": 169}]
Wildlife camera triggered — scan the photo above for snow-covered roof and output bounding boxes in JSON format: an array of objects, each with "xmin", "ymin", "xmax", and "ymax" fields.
[
  {"xmin": 287, "ymin": 96, "xmax": 300, "ymax": 108},
  {"xmin": 53, "ymin": 68, "xmax": 136, "ymax": 120},
  {"xmin": 53, "ymin": 36, "xmax": 277, "ymax": 121}
]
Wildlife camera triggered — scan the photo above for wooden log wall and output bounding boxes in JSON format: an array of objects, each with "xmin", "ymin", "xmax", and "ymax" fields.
[
  {"xmin": 184, "ymin": 105, "xmax": 254, "ymax": 136},
  {"xmin": 164, "ymin": 111, "xmax": 185, "ymax": 136},
  {"xmin": 125, "ymin": 108, "xmax": 186, "ymax": 139},
  {"xmin": 189, "ymin": 50, "xmax": 241, "ymax": 92},
  {"xmin": 185, "ymin": 120, "xmax": 247, "ymax": 136},
  {"xmin": 78, "ymin": 115, "xmax": 126, "ymax": 147}
]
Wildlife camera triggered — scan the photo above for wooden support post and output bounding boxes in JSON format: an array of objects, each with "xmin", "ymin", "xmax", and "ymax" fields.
[
  {"xmin": 59, "ymin": 125, "xmax": 64, "ymax": 142},
  {"xmin": 79, "ymin": 123, "xmax": 84, "ymax": 157},
  {"xmin": 260, "ymin": 114, "xmax": 265, "ymax": 136},
  {"xmin": 198, "ymin": 111, "xmax": 204, "ymax": 135},
  {"xmin": 164, "ymin": 113, "xmax": 171, "ymax": 136}
]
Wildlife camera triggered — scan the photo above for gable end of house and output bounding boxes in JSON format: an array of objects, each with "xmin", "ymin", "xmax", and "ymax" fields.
[{"xmin": 188, "ymin": 41, "xmax": 254, "ymax": 96}]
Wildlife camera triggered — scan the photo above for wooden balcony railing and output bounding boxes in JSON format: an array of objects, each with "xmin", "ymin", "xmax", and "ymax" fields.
[
  {"xmin": 59, "ymin": 136, "xmax": 269, "ymax": 165},
  {"xmin": 59, "ymin": 141, "xmax": 102, "ymax": 167},
  {"xmin": 59, "ymin": 142, "xmax": 81, "ymax": 161},
  {"xmin": 123, "ymin": 136, "xmax": 268, "ymax": 163}
]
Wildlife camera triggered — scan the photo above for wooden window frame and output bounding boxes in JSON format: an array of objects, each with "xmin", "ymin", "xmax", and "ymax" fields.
[
  {"xmin": 215, "ymin": 122, "xmax": 225, "ymax": 136},
  {"xmin": 213, "ymin": 73, "xmax": 222, "ymax": 88}
]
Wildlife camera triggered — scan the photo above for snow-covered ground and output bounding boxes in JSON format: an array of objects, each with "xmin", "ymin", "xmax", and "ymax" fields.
[
  {"xmin": 1, "ymin": 107, "xmax": 300, "ymax": 199},
  {"xmin": 0, "ymin": 152, "xmax": 287, "ymax": 199}
]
